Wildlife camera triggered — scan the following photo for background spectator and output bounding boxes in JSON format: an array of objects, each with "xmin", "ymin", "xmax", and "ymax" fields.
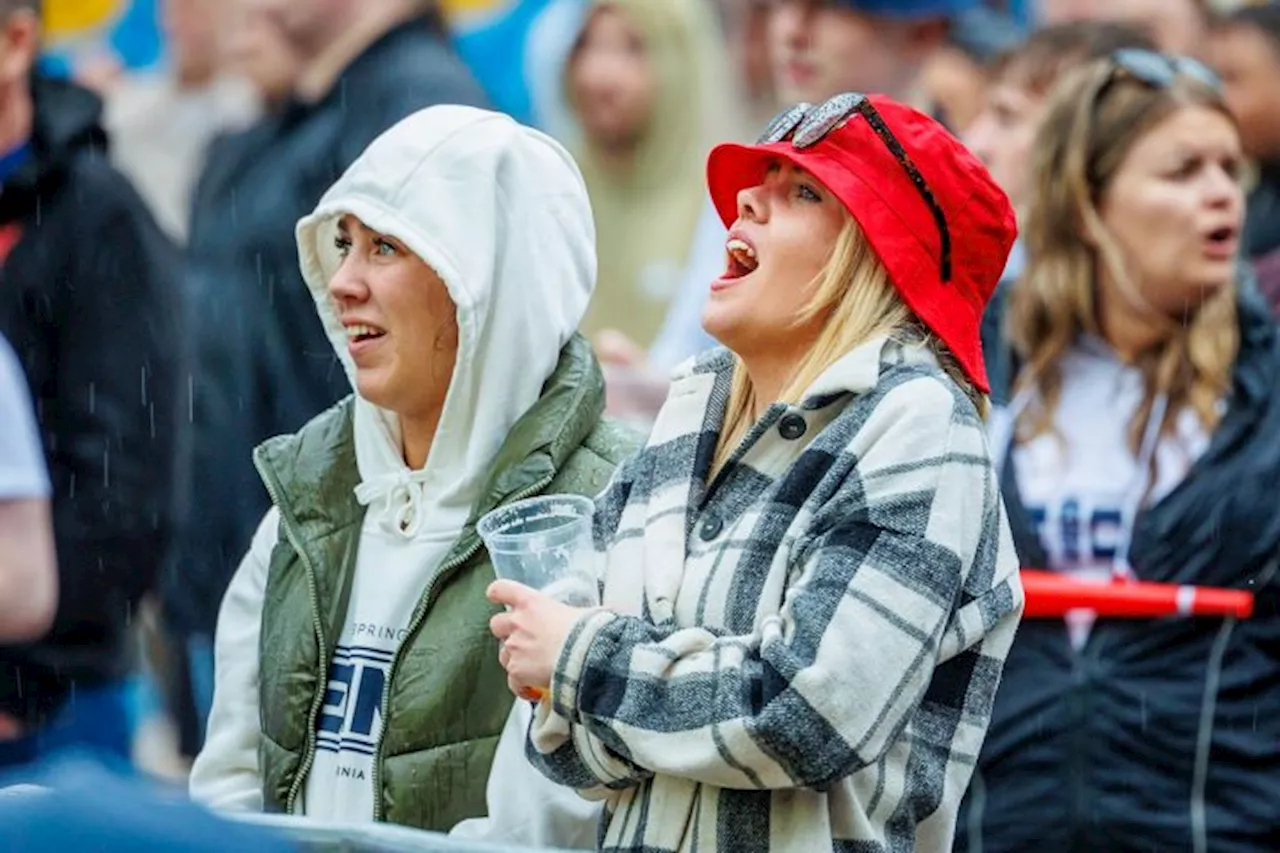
[
  {"xmin": 97, "ymin": 0, "xmax": 259, "ymax": 242},
  {"xmin": 225, "ymin": 0, "xmax": 305, "ymax": 110},
  {"xmin": 0, "ymin": 0, "xmax": 185, "ymax": 774},
  {"xmin": 1037, "ymin": 0, "xmax": 1211, "ymax": 56},
  {"xmin": 920, "ymin": 4, "xmax": 1025, "ymax": 133},
  {"xmin": 1207, "ymin": 4, "xmax": 1280, "ymax": 312},
  {"xmin": 966, "ymin": 20, "xmax": 1156, "ymax": 347},
  {"xmin": 963, "ymin": 51, "xmax": 1280, "ymax": 853},
  {"xmin": 767, "ymin": 0, "xmax": 962, "ymax": 115},
  {"xmin": 570, "ymin": 0, "xmax": 742, "ymax": 351}
]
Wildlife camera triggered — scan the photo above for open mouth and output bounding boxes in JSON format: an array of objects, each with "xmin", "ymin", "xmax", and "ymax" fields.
[
  {"xmin": 344, "ymin": 323, "xmax": 387, "ymax": 344},
  {"xmin": 722, "ymin": 237, "xmax": 759, "ymax": 281},
  {"xmin": 1204, "ymin": 226, "xmax": 1238, "ymax": 256}
]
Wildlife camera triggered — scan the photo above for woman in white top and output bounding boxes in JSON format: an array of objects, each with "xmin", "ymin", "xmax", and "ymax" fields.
[{"xmin": 960, "ymin": 50, "xmax": 1280, "ymax": 853}]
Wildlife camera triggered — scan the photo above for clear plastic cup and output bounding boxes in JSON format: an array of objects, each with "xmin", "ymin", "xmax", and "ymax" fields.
[
  {"xmin": 477, "ymin": 494, "xmax": 599, "ymax": 607},
  {"xmin": 478, "ymin": 494, "xmax": 599, "ymax": 702}
]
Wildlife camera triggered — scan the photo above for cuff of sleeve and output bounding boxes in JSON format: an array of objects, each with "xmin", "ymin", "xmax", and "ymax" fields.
[{"xmin": 550, "ymin": 609, "xmax": 620, "ymax": 724}]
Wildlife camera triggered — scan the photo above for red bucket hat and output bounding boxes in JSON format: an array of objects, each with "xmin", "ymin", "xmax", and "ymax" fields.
[{"xmin": 706, "ymin": 93, "xmax": 1016, "ymax": 394}]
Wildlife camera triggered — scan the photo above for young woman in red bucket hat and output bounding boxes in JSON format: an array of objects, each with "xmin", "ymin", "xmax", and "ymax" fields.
[{"xmin": 487, "ymin": 93, "xmax": 1023, "ymax": 852}]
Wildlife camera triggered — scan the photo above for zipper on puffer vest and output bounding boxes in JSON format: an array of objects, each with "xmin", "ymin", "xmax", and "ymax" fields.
[
  {"xmin": 370, "ymin": 473, "xmax": 554, "ymax": 822},
  {"xmin": 255, "ymin": 453, "xmax": 329, "ymax": 816}
]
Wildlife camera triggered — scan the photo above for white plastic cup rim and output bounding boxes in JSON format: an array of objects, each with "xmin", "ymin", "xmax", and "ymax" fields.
[{"xmin": 476, "ymin": 493, "xmax": 595, "ymax": 554}]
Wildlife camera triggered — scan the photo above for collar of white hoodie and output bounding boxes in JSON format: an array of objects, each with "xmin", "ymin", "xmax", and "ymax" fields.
[{"xmin": 295, "ymin": 106, "xmax": 596, "ymax": 540}]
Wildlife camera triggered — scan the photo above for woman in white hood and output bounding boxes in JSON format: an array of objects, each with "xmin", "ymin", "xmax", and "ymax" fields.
[{"xmin": 188, "ymin": 105, "xmax": 638, "ymax": 831}]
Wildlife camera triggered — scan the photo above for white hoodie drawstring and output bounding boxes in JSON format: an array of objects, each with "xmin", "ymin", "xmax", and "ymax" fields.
[{"xmin": 354, "ymin": 469, "xmax": 433, "ymax": 539}]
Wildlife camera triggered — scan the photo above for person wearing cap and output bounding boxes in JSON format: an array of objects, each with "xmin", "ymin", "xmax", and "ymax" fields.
[
  {"xmin": 488, "ymin": 93, "xmax": 1023, "ymax": 852},
  {"xmin": 962, "ymin": 50, "xmax": 1280, "ymax": 853},
  {"xmin": 918, "ymin": 4, "xmax": 1025, "ymax": 133},
  {"xmin": 768, "ymin": 0, "xmax": 975, "ymax": 116}
]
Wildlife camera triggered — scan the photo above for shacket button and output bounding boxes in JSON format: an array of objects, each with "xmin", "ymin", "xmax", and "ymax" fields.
[
  {"xmin": 778, "ymin": 412, "xmax": 808, "ymax": 441},
  {"xmin": 699, "ymin": 513, "xmax": 724, "ymax": 541}
]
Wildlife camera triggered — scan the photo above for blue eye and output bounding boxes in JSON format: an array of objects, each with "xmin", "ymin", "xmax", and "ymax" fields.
[
  {"xmin": 375, "ymin": 239, "xmax": 398, "ymax": 256},
  {"xmin": 798, "ymin": 184, "xmax": 822, "ymax": 203}
]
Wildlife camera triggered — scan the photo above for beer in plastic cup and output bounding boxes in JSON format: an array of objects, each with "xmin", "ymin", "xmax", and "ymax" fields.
[{"xmin": 477, "ymin": 494, "xmax": 599, "ymax": 701}]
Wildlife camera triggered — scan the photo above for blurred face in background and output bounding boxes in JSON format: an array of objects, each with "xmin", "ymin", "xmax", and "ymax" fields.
[
  {"xmin": 231, "ymin": 0, "xmax": 304, "ymax": 106},
  {"xmin": 568, "ymin": 6, "xmax": 658, "ymax": 155},
  {"xmin": 0, "ymin": 5, "xmax": 39, "ymax": 93},
  {"xmin": 920, "ymin": 47, "xmax": 988, "ymax": 133},
  {"xmin": 768, "ymin": 0, "xmax": 944, "ymax": 103},
  {"xmin": 163, "ymin": 0, "xmax": 225, "ymax": 86},
  {"xmin": 720, "ymin": 0, "xmax": 777, "ymax": 112},
  {"xmin": 1097, "ymin": 104, "xmax": 1243, "ymax": 314},
  {"xmin": 1040, "ymin": 0, "xmax": 1205, "ymax": 56},
  {"xmin": 245, "ymin": 0, "xmax": 347, "ymax": 58},
  {"xmin": 1208, "ymin": 23, "xmax": 1280, "ymax": 163},
  {"xmin": 965, "ymin": 80, "xmax": 1044, "ymax": 218}
]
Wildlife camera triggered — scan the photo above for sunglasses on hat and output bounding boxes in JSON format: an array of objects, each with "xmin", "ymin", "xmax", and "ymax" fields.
[
  {"xmin": 1102, "ymin": 48, "xmax": 1222, "ymax": 96},
  {"xmin": 757, "ymin": 93, "xmax": 952, "ymax": 283}
]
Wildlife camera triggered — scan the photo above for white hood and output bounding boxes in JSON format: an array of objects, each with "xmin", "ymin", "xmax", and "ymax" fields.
[{"xmin": 295, "ymin": 105, "xmax": 596, "ymax": 539}]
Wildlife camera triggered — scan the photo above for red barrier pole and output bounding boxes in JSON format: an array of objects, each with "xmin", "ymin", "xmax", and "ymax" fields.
[{"xmin": 1020, "ymin": 570, "xmax": 1254, "ymax": 619}]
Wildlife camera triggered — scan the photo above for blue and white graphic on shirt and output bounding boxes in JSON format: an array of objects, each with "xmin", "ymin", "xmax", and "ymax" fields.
[
  {"xmin": 300, "ymin": 555, "xmax": 438, "ymax": 823},
  {"xmin": 1026, "ymin": 497, "xmax": 1125, "ymax": 568},
  {"xmin": 1008, "ymin": 339, "xmax": 1212, "ymax": 648},
  {"xmin": 316, "ymin": 626, "xmax": 410, "ymax": 764}
]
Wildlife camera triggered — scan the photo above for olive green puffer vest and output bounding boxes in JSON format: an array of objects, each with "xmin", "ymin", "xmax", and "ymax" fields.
[{"xmin": 253, "ymin": 335, "xmax": 639, "ymax": 830}]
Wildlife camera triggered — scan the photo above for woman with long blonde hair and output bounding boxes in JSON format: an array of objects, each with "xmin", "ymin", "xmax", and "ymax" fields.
[
  {"xmin": 960, "ymin": 50, "xmax": 1280, "ymax": 852},
  {"xmin": 488, "ymin": 93, "xmax": 1023, "ymax": 852}
]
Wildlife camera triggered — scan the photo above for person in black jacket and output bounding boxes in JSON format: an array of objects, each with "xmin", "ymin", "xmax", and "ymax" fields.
[
  {"xmin": 166, "ymin": 0, "xmax": 488, "ymax": 760},
  {"xmin": 0, "ymin": 0, "xmax": 184, "ymax": 769},
  {"xmin": 958, "ymin": 50, "xmax": 1280, "ymax": 853}
]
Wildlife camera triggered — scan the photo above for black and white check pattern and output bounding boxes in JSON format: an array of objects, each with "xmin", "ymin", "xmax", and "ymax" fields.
[{"xmin": 527, "ymin": 336, "xmax": 1023, "ymax": 853}]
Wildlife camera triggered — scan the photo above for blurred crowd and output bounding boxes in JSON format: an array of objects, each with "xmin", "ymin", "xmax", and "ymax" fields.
[{"xmin": 2, "ymin": 0, "xmax": 1280, "ymax": 849}]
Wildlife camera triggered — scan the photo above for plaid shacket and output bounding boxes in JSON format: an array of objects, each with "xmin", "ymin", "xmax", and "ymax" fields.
[{"xmin": 527, "ymin": 336, "xmax": 1023, "ymax": 853}]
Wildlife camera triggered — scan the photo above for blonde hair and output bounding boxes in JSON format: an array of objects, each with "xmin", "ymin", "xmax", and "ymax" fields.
[
  {"xmin": 711, "ymin": 215, "xmax": 983, "ymax": 475},
  {"xmin": 1010, "ymin": 59, "xmax": 1238, "ymax": 457}
]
